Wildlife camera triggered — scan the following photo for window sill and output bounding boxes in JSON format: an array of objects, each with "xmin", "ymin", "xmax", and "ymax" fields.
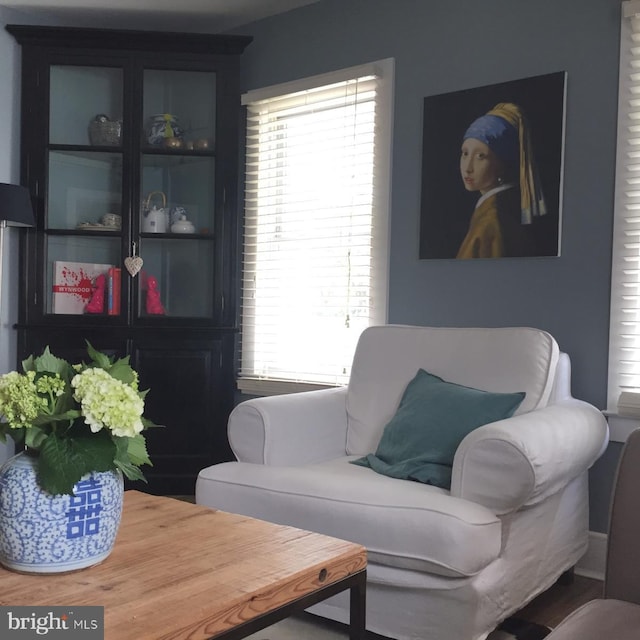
[
  {"xmin": 602, "ymin": 411, "xmax": 640, "ymax": 443},
  {"xmin": 236, "ymin": 377, "xmax": 338, "ymax": 397}
]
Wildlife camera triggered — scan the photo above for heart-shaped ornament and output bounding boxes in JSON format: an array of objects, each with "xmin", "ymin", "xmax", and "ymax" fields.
[{"xmin": 124, "ymin": 255, "xmax": 143, "ymax": 277}]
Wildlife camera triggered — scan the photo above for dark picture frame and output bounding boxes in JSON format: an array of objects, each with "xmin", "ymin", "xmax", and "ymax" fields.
[{"xmin": 419, "ymin": 71, "xmax": 566, "ymax": 259}]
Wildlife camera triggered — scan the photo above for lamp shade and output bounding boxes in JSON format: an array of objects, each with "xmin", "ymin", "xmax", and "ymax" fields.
[{"xmin": 0, "ymin": 183, "xmax": 35, "ymax": 227}]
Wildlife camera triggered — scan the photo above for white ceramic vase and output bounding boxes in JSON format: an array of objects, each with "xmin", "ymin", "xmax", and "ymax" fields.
[{"xmin": 0, "ymin": 451, "xmax": 124, "ymax": 573}]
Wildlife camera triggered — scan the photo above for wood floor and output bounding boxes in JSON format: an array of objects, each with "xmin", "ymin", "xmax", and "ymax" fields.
[{"xmin": 514, "ymin": 574, "xmax": 603, "ymax": 628}]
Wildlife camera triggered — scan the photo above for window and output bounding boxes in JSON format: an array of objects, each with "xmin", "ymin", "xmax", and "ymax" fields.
[
  {"xmin": 238, "ymin": 59, "xmax": 393, "ymax": 395},
  {"xmin": 609, "ymin": 1, "xmax": 640, "ymax": 416}
]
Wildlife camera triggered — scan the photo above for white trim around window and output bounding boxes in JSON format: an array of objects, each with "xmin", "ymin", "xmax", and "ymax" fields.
[{"xmin": 237, "ymin": 59, "xmax": 394, "ymax": 395}]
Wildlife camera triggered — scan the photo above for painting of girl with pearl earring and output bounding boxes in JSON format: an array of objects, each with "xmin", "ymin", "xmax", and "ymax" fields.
[{"xmin": 419, "ymin": 72, "xmax": 565, "ymax": 259}]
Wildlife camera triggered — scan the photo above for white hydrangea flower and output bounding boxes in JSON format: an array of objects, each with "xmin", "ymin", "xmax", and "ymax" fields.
[{"xmin": 71, "ymin": 368, "xmax": 144, "ymax": 438}]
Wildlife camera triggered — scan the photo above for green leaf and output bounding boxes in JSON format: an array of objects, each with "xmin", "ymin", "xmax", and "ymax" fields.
[
  {"xmin": 37, "ymin": 438, "xmax": 84, "ymax": 496},
  {"xmin": 85, "ymin": 341, "xmax": 112, "ymax": 370},
  {"xmin": 112, "ymin": 434, "xmax": 150, "ymax": 482},
  {"xmin": 24, "ymin": 425, "xmax": 49, "ymax": 450},
  {"xmin": 141, "ymin": 416, "xmax": 163, "ymax": 429},
  {"xmin": 52, "ymin": 389, "xmax": 79, "ymax": 416},
  {"xmin": 107, "ymin": 359, "xmax": 137, "ymax": 385},
  {"xmin": 114, "ymin": 459, "xmax": 147, "ymax": 483},
  {"xmin": 84, "ymin": 342, "xmax": 138, "ymax": 386},
  {"xmin": 31, "ymin": 409, "xmax": 80, "ymax": 428},
  {"xmin": 37, "ymin": 429, "xmax": 116, "ymax": 496},
  {"xmin": 113, "ymin": 434, "xmax": 151, "ymax": 468},
  {"xmin": 32, "ymin": 347, "xmax": 72, "ymax": 377},
  {"xmin": 127, "ymin": 434, "xmax": 152, "ymax": 467},
  {"xmin": 21, "ymin": 353, "xmax": 35, "ymax": 373}
]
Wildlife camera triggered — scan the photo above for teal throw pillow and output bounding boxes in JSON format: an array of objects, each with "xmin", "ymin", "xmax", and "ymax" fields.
[{"xmin": 350, "ymin": 369, "xmax": 525, "ymax": 489}]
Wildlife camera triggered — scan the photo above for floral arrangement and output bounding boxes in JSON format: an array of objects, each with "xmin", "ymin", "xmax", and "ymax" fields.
[{"xmin": 0, "ymin": 343, "xmax": 155, "ymax": 496}]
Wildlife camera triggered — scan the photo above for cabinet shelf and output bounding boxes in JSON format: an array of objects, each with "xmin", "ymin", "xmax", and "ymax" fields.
[
  {"xmin": 48, "ymin": 228, "xmax": 122, "ymax": 235},
  {"xmin": 50, "ymin": 144, "xmax": 123, "ymax": 153},
  {"xmin": 141, "ymin": 146, "xmax": 215, "ymax": 157},
  {"xmin": 139, "ymin": 232, "xmax": 213, "ymax": 239},
  {"xmin": 141, "ymin": 153, "xmax": 215, "ymax": 169}
]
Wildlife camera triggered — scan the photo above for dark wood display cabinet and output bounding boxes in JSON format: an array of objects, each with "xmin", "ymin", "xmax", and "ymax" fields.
[{"xmin": 7, "ymin": 25, "xmax": 252, "ymax": 496}]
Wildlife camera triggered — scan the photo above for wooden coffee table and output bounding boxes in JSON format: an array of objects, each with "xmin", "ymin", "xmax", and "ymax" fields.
[{"xmin": 0, "ymin": 491, "xmax": 367, "ymax": 640}]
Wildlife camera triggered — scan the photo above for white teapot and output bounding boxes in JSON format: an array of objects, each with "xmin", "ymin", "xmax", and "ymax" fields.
[
  {"xmin": 143, "ymin": 207, "xmax": 168, "ymax": 233},
  {"xmin": 142, "ymin": 191, "xmax": 169, "ymax": 233}
]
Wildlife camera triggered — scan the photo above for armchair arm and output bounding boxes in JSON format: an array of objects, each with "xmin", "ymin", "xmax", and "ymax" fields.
[
  {"xmin": 228, "ymin": 386, "xmax": 349, "ymax": 465},
  {"xmin": 450, "ymin": 399, "xmax": 609, "ymax": 514}
]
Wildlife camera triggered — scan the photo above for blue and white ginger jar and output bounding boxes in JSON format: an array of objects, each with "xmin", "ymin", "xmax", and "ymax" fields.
[{"xmin": 0, "ymin": 452, "xmax": 123, "ymax": 574}]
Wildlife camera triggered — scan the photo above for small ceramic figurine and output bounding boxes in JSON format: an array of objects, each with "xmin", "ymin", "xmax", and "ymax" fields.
[
  {"xmin": 146, "ymin": 276, "xmax": 165, "ymax": 315},
  {"xmin": 85, "ymin": 274, "xmax": 106, "ymax": 314}
]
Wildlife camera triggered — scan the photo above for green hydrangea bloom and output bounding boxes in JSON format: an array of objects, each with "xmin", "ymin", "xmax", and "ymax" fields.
[
  {"xmin": 71, "ymin": 367, "xmax": 144, "ymax": 438},
  {"xmin": 35, "ymin": 373, "xmax": 66, "ymax": 398},
  {"xmin": 0, "ymin": 370, "xmax": 44, "ymax": 429}
]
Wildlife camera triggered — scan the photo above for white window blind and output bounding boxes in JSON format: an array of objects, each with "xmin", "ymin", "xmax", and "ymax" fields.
[
  {"xmin": 238, "ymin": 59, "xmax": 393, "ymax": 394},
  {"xmin": 608, "ymin": 1, "xmax": 640, "ymax": 411}
]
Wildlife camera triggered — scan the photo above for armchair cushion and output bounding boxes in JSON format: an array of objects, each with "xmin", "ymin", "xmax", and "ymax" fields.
[
  {"xmin": 351, "ymin": 369, "xmax": 525, "ymax": 488},
  {"xmin": 196, "ymin": 456, "xmax": 502, "ymax": 578}
]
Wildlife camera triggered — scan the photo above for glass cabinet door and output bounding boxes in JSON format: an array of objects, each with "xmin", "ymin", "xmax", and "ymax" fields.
[
  {"xmin": 138, "ymin": 69, "xmax": 216, "ymax": 319},
  {"xmin": 50, "ymin": 65, "xmax": 123, "ymax": 147},
  {"xmin": 46, "ymin": 65, "xmax": 124, "ymax": 317}
]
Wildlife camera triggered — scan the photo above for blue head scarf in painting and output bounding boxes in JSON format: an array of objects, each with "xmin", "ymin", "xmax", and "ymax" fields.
[
  {"xmin": 463, "ymin": 114, "xmax": 519, "ymax": 168},
  {"xmin": 463, "ymin": 102, "xmax": 546, "ymax": 224}
]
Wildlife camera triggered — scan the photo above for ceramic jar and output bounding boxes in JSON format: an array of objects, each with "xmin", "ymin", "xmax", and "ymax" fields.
[
  {"xmin": 146, "ymin": 114, "xmax": 184, "ymax": 146},
  {"xmin": 171, "ymin": 220, "xmax": 195, "ymax": 233},
  {"xmin": 0, "ymin": 452, "xmax": 124, "ymax": 574}
]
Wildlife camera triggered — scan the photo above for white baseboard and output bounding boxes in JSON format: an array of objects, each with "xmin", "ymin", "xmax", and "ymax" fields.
[{"xmin": 575, "ymin": 531, "xmax": 606, "ymax": 581}]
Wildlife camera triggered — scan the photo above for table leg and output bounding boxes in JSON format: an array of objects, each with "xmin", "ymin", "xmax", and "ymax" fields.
[{"xmin": 349, "ymin": 570, "xmax": 367, "ymax": 640}]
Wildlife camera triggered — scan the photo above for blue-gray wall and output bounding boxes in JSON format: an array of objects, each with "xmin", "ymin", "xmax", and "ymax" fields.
[
  {"xmin": 0, "ymin": 5, "xmax": 52, "ymax": 463},
  {"xmin": 234, "ymin": 0, "xmax": 622, "ymax": 532}
]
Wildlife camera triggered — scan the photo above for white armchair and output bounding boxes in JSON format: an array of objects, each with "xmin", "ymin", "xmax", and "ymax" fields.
[{"xmin": 196, "ymin": 325, "xmax": 608, "ymax": 640}]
